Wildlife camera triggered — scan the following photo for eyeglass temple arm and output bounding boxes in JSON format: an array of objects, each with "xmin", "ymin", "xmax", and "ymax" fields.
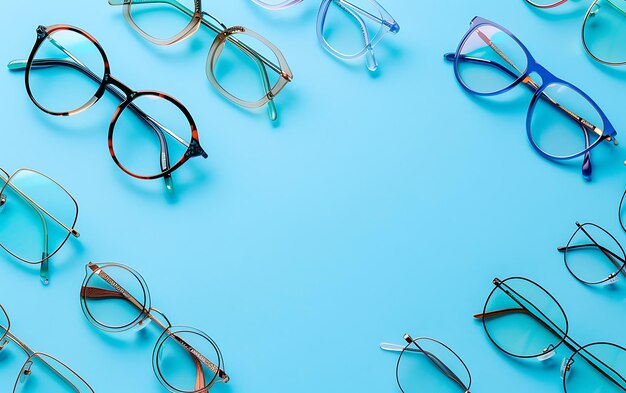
[
  {"xmin": 380, "ymin": 339, "xmax": 470, "ymax": 392},
  {"xmin": 332, "ymin": 0, "xmax": 377, "ymax": 71},
  {"xmin": 82, "ymin": 263, "xmax": 230, "ymax": 383},
  {"xmin": 474, "ymin": 29, "xmax": 615, "ymax": 144},
  {"xmin": 443, "ymin": 52, "xmax": 595, "ymax": 178}
]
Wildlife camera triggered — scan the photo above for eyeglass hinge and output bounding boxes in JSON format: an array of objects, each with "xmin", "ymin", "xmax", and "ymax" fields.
[{"xmin": 36, "ymin": 25, "xmax": 47, "ymax": 40}]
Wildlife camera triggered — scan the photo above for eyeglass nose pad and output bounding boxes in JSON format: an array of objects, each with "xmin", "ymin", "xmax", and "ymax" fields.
[
  {"xmin": 603, "ymin": 272, "xmax": 620, "ymax": 286},
  {"xmin": 589, "ymin": 3, "xmax": 601, "ymax": 16},
  {"xmin": 560, "ymin": 357, "xmax": 574, "ymax": 380},
  {"xmin": 0, "ymin": 194, "xmax": 6, "ymax": 208},
  {"xmin": 537, "ymin": 346, "xmax": 556, "ymax": 362},
  {"xmin": 136, "ymin": 314, "xmax": 152, "ymax": 332},
  {"xmin": 19, "ymin": 360, "xmax": 33, "ymax": 383}
]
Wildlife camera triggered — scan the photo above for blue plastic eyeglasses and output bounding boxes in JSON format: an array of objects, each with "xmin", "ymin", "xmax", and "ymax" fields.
[
  {"xmin": 445, "ymin": 17, "xmax": 619, "ymax": 181},
  {"xmin": 317, "ymin": 0, "xmax": 399, "ymax": 71}
]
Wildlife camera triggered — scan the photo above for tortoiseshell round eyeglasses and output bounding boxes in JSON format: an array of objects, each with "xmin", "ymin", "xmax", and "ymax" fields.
[
  {"xmin": 0, "ymin": 304, "xmax": 94, "ymax": 392},
  {"xmin": 0, "ymin": 167, "xmax": 79, "ymax": 285},
  {"xmin": 80, "ymin": 262, "xmax": 229, "ymax": 393},
  {"xmin": 8, "ymin": 24, "xmax": 208, "ymax": 192},
  {"xmin": 108, "ymin": 0, "xmax": 293, "ymax": 122}
]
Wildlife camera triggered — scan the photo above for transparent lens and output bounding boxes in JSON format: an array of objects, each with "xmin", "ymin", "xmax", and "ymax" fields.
[
  {"xmin": 154, "ymin": 327, "xmax": 221, "ymax": 393},
  {"xmin": 82, "ymin": 264, "xmax": 150, "ymax": 331},
  {"xmin": 397, "ymin": 338, "xmax": 470, "ymax": 393},
  {"xmin": 583, "ymin": 0, "xmax": 626, "ymax": 64},
  {"xmin": 111, "ymin": 94, "xmax": 192, "ymax": 178},
  {"xmin": 210, "ymin": 32, "xmax": 281, "ymax": 104},
  {"xmin": 457, "ymin": 24, "xmax": 528, "ymax": 94},
  {"xmin": 529, "ymin": 83, "xmax": 604, "ymax": 158},
  {"xmin": 129, "ymin": 0, "xmax": 195, "ymax": 41},
  {"xmin": 565, "ymin": 224, "xmax": 625, "ymax": 284},
  {"xmin": 482, "ymin": 278, "xmax": 567, "ymax": 358},
  {"xmin": 28, "ymin": 29, "xmax": 104, "ymax": 114},
  {"xmin": 565, "ymin": 343, "xmax": 626, "ymax": 393},
  {"xmin": 13, "ymin": 353, "xmax": 92, "ymax": 393},
  {"xmin": 0, "ymin": 170, "xmax": 77, "ymax": 263},
  {"xmin": 320, "ymin": 0, "xmax": 383, "ymax": 57}
]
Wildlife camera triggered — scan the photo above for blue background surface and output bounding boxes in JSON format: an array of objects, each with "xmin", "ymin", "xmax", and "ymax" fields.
[{"xmin": 1, "ymin": 0, "xmax": 626, "ymax": 391}]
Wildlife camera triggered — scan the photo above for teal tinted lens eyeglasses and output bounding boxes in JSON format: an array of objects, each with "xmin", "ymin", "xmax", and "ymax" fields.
[
  {"xmin": 80, "ymin": 262, "xmax": 229, "ymax": 393},
  {"xmin": 476, "ymin": 277, "xmax": 626, "ymax": 392},
  {"xmin": 0, "ymin": 168, "xmax": 79, "ymax": 285}
]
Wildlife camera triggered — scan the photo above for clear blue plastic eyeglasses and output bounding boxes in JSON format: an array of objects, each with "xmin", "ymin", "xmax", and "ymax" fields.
[
  {"xmin": 445, "ymin": 16, "xmax": 619, "ymax": 181},
  {"xmin": 316, "ymin": 0, "xmax": 399, "ymax": 71}
]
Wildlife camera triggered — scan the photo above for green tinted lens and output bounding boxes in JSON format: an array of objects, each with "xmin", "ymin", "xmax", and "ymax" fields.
[{"xmin": 0, "ymin": 170, "xmax": 77, "ymax": 263}]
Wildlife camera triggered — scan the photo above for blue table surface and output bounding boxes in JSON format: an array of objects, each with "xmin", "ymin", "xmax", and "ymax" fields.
[{"xmin": 1, "ymin": 1, "xmax": 625, "ymax": 392}]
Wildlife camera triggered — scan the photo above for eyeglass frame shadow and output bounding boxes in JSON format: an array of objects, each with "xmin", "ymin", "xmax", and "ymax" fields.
[
  {"xmin": 444, "ymin": 16, "xmax": 618, "ymax": 180},
  {"xmin": 79, "ymin": 262, "xmax": 229, "ymax": 391},
  {"xmin": 0, "ymin": 167, "xmax": 79, "ymax": 285},
  {"xmin": 557, "ymin": 221, "xmax": 626, "ymax": 285},
  {"xmin": 0, "ymin": 304, "xmax": 94, "ymax": 392},
  {"xmin": 9, "ymin": 24, "xmax": 207, "ymax": 190},
  {"xmin": 110, "ymin": 0, "xmax": 293, "ymax": 121},
  {"xmin": 380, "ymin": 334, "xmax": 472, "ymax": 393},
  {"xmin": 316, "ymin": 0, "xmax": 400, "ymax": 71},
  {"xmin": 475, "ymin": 277, "xmax": 626, "ymax": 390}
]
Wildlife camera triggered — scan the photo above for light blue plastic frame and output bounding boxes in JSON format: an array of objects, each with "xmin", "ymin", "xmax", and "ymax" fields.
[
  {"xmin": 316, "ymin": 0, "xmax": 399, "ymax": 71},
  {"xmin": 445, "ymin": 16, "xmax": 618, "ymax": 181}
]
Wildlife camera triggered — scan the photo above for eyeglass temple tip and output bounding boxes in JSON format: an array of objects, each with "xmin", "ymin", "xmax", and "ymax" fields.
[{"xmin": 7, "ymin": 59, "xmax": 27, "ymax": 71}]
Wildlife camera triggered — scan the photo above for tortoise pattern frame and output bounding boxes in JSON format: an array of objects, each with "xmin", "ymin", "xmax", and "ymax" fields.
[{"xmin": 9, "ymin": 24, "xmax": 208, "ymax": 190}]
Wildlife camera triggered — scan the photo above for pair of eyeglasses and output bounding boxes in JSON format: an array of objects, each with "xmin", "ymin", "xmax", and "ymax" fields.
[
  {"xmin": 0, "ymin": 304, "xmax": 93, "ymax": 392},
  {"xmin": 251, "ymin": 0, "xmax": 399, "ymax": 71},
  {"xmin": 476, "ymin": 277, "xmax": 626, "ymax": 392},
  {"xmin": 445, "ymin": 17, "xmax": 618, "ymax": 181},
  {"xmin": 559, "ymin": 221, "xmax": 626, "ymax": 286},
  {"xmin": 0, "ymin": 168, "xmax": 79, "ymax": 285},
  {"xmin": 80, "ymin": 262, "xmax": 229, "ymax": 393},
  {"xmin": 380, "ymin": 334, "xmax": 472, "ymax": 392},
  {"xmin": 9, "ymin": 24, "xmax": 208, "ymax": 193},
  {"xmin": 525, "ymin": 0, "xmax": 626, "ymax": 66},
  {"xmin": 108, "ymin": 0, "xmax": 293, "ymax": 122}
]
